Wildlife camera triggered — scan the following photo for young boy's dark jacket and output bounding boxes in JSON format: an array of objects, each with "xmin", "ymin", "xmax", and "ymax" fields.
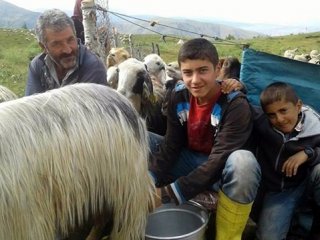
[
  {"xmin": 149, "ymin": 82, "xmax": 253, "ymax": 203},
  {"xmin": 252, "ymin": 105, "xmax": 320, "ymax": 192}
]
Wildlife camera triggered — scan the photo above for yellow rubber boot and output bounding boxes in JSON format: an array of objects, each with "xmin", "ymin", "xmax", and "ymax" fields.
[{"xmin": 215, "ymin": 190, "xmax": 253, "ymax": 240}]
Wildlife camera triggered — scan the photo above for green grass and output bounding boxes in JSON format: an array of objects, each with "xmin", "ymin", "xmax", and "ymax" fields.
[
  {"xmin": 0, "ymin": 28, "xmax": 40, "ymax": 96},
  {"xmin": 128, "ymin": 33, "xmax": 320, "ymax": 63},
  {"xmin": 1, "ymin": 28, "xmax": 319, "ymax": 96}
]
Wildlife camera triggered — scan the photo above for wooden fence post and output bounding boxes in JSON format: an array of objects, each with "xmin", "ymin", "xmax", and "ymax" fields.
[
  {"xmin": 82, "ymin": 0, "xmax": 105, "ymax": 62},
  {"xmin": 156, "ymin": 43, "xmax": 160, "ymax": 56}
]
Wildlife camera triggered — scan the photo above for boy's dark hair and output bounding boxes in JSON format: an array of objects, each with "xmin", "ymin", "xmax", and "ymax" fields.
[
  {"xmin": 178, "ymin": 38, "xmax": 219, "ymax": 67},
  {"xmin": 260, "ymin": 82, "xmax": 299, "ymax": 111},
  {"xmin": 218, "ymin": 57, "xmax": 241, "ymax": 80}
]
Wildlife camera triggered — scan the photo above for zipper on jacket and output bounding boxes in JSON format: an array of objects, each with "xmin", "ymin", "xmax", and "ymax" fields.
[
  {"xmin": 275, "ymin": 143, "xmax": 285, "ymax": 171},
  {"xmin": 273, "ymin": 129, "xmax": 292, "ymax": 191},
  {"xmin": 273, "ymin": 128, "xmax": 286, "ymax": 172},
  {"xmin": 281, "ymin": 176, "xmax": 285, "ymax": 190}
]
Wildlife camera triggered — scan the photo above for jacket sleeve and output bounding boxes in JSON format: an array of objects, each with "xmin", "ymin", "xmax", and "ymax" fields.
[
  {"xmin": 149, "ymin": 90, "xmax": 187, "ymax": 186},
  {"xmin": 308, "ymin": 146, "xmax": 320, "ymax": 167},
  {"xmin": 306, "ymin": 135, "xmax": 320, "ymax": 167},
  {"xmin": 79, "ymin": 50, "xmax": 107, "ymax": 85},
  {"xmin": 25, "ymin": 58, "xmax": 44, "ymax": 96},
  {"xmin": 173, "ymin": 96, "xmax": 253, "ymax": 201}
]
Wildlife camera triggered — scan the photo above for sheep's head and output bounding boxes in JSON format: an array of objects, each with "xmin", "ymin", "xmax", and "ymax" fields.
[
  {"xmin": 106, "ymin": 47, "xmax": 130, "ymax": 68},
  {"xmin": 143, "ymin": 54, "xmax": 167, "ymax": 86},
  {"xmin": 166, "ymin": 61, "xmax": 181, "ymax": 82},
  {"xmin": 310, "ymin": 50, "xmax": 320, "ymax": 59},
  {"xmin": 284, "ymin": 48, "xmax": 298, "ymax": 59},
  {"xmin": 116, "ymin": 58, "xmax": 153, "ymax": 113},
  {"xmin": 107, "ymin": 66, "xmax": 119, "ymax": 89}
]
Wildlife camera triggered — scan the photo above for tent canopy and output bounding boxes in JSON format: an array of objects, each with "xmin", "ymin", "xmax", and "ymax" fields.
[{"xmin": 240, "ymin": 48, "xmax": 320, "ymax": 112}]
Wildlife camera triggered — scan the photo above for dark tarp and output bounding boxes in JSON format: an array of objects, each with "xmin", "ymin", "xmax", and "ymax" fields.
[{"xmin": 240, "ymin": 48, "xmax": 320, "ymax": 112}]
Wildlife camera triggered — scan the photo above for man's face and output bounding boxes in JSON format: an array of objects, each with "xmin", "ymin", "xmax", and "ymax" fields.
[
  {"xmin": 42, "ymin": 26, "xmax": 78, "ymax": 71},
  {"xmin": 180, "ymin": 59, "xmax": 220, "ymax": 105},
  {"xmin": 264, "ymin": 99, "xmax": 302, "ymax": 133}
]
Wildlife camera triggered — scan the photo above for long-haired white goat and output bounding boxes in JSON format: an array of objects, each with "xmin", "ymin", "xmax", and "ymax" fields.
[{"xmin": 0, "ymin": 83, "xmax": 155, "ymax": 240}]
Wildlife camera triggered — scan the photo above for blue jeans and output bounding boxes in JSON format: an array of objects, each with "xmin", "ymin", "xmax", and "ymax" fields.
[
  {"xmin": 148, "ymin": 132, "xmax": 261, "ymax": 204},
  {"xmin": 256, "ymin": 164, "xmax": 320, "ymax": 240}
]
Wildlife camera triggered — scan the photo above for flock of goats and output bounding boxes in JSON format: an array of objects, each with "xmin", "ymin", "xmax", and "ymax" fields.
[{"xmin": 0, "ymin": 44, "xmax": 317, "ymax": 239}]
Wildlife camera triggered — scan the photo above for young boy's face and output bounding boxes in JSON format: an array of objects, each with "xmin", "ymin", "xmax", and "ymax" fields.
[
  {"xmin": 264, "ymin": 99, "xmax": 302, "ymax": 133},
  {"xmin": 180, "ymin": 58, "xmax": 220, "ymax": 105}
]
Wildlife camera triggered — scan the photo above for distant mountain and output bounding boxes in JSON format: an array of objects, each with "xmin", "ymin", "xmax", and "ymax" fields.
[
  {"xmin": 0, "ymin": 0, "xmax": 263, "ymax": 39},
  {"xmin": 191, "ymin": 17, "xmax": 320, "ymax": 36},
  {"xmin": 109, "ymin": 15, "xmax": 263, "ymax": 39},
  {"xmin": 239, "ymin": 23, "xmax": 320, "ymax": 36},
  {"xmin": 0, "ymin": 0, "xmax": 40, "ymax": 29}
]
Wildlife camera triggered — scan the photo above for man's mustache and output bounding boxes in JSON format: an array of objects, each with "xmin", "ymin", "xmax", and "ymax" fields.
[{"xmin": 60, "ymin": 53, "xmax": 76, "ymax": 59}]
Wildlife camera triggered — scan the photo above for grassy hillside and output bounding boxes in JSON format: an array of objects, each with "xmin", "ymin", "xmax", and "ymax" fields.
[
  {"xmin": 0, "ymin": 28, "xmax": 319, "ymax": 96},
  {"xmin": 129, "ymin": 32, "xmax": 320, "ymax": 63},
  {"xmin": 0, "ymin": 29, "xmax": 40, "ymax": 96}
]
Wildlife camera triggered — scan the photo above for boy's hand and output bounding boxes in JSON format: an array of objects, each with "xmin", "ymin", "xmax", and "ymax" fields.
[
  {"xmin": 282, "ymin": 150, "xmax": 308, "ymax": 177},
  {"xmin": 219, "ymin": 78, "xmax": 243, "ymax": 94}
]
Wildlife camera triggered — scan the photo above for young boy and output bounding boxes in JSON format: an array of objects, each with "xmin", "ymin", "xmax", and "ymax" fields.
[
  {"xmin": 252, "ymin": 82, "xmax": 320, "ymax": 240},
  {"xmin": 148, "ymin": 38, "xmax": 261, "ymax": 240}
]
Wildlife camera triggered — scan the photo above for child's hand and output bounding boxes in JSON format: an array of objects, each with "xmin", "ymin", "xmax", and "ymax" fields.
[
  {"xmin": 219, "ymin": 78, "xmax": 243, "ymax": 94},
  {"xmin": 282, "ymin": 150, "xmax": 308, "ymax": 177}
]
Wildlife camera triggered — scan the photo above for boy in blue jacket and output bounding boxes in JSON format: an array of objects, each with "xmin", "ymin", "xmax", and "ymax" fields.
[
  {"xmin": 149, "ymin": 38, "xmax": 261, "ymax": 240},
  {"xmin": 252, "ymin": 82, "xmax": 320, "ymax": 240}
]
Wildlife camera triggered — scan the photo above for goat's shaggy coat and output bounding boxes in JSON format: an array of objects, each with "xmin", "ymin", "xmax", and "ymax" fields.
[
  {"xmin": 0, "ymin": 83, "xmax": 154, "ymax": 240},
  {"xmin": 0, "ymin": 85, "xmax": 17, "ymax": 103}
]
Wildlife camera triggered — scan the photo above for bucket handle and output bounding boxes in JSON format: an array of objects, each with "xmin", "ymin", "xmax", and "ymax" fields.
[{"xmin": 187, "ymin": 199, "xmax": 208, "ymax": 212}]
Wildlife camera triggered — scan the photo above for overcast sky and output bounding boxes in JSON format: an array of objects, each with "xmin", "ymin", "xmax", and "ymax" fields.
[{"xmin": 5, "ymin": 0, "xmax": 320, "ymax": 26}]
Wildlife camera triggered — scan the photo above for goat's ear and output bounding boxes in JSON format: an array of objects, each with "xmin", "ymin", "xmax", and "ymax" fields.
[
  {"xmin": 142, "ymin": 82, "xmax": 156, "ymax": 104},
  {"xmin": 142, "ymin": 74, "xmax": 155, "ymax": 103}
]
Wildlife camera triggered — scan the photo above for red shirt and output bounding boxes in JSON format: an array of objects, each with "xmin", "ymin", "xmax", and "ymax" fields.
[{"xmin": 187, "ymin": 93, "xmax": 221, "ymax": 154}]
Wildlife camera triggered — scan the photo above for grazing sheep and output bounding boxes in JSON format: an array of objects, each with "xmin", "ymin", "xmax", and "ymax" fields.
[
  {"xmin": 284, "ymin": 48, "xmax": 298, "ymax": 59},
  {"xmin": 294, "ymin": 54, "xmax": 311, "ymax": 62},
  {"xmin": 310, "ymin": 49, "xmax": 319, "ymax": 59},
  {"xmin": 0, "ymin": 83, "xmax": 155, "ymax": 240},
  {"xmin": 309, "ymin": 58, "xmax": 320, "ymax": 65},
  {"xmin": 106, "ymin": 47, "xmax": 130, "ymax": 68},
  {"xmin": 0, "ymin": 85, "xmax": 17, "ymax": 103},
  {"xmin": 307, "ymin": 50, "xmax": 320, "ymax": 65},
  {"xmin": 177, "ymin": 39, "xmax": 184, "ymax": 45}
]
